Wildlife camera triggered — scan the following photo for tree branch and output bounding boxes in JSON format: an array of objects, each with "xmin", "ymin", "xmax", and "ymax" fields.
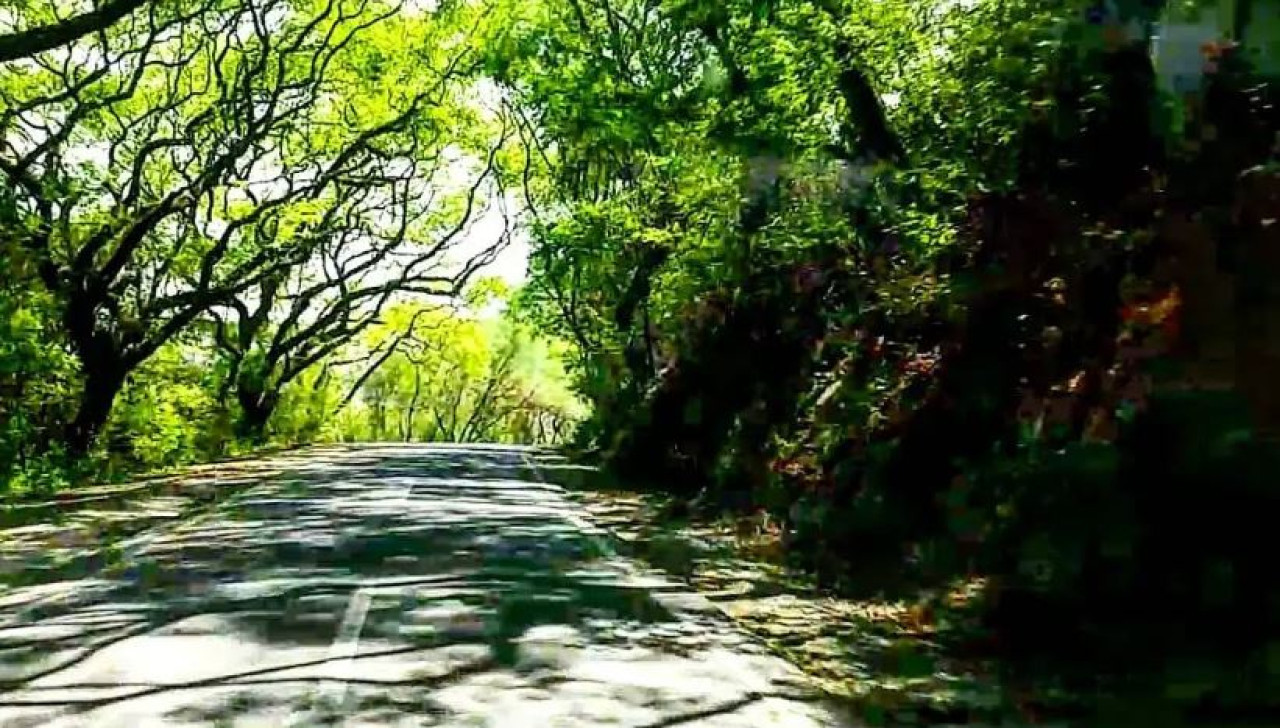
[{"xmin": 0, "ymin": 0, "xmax": 149, "ymax": 64}]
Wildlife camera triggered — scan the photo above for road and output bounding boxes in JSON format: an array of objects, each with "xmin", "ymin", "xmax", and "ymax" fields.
[{"xmin": 0, "ymin": 445, "xmax": 852, "ymax": 727}]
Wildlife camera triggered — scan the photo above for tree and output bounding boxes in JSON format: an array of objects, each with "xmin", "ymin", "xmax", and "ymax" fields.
[
  {"xmin": 211, "ymin": 118, "xmax": 513, "ymax": 441},
  {"xmin": 0, "ymin": 0, "xmax": 482, "ymax": 454},
  {"xmin": 331, "ymin": 295, "xmax": 584, "ymax": 445},
  {"xmin": 0, "ymin": 0, "xmax": 151, "ymax": 63},
  {"xmin": 490, "ymin": 0, "xmax": 1159, "ymax": 492}
]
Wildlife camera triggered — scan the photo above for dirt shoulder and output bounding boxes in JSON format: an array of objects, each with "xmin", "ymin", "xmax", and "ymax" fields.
[{"xmin": 562, "ymin": 485, "xmax": 1082, "ymax": 727}]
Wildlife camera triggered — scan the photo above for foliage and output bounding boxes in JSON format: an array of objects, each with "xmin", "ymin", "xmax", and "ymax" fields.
[
  {"xmin": 330, "ymin": 299, "xmax": 586, "ymax": 444},
  {"xmin": 103, "ymin": 340, "xmax": 227, "ymax": 469},
  {"xmin": 0, "ymin": 0, "xmax": 563, "ymax": 494},
  {"xmin": 2, "ymin": 0, "xmax": 1279, "ymax": 710},
  {"xmin": 492, "ymin": 0, "xmax": 1280, "ymax": 709}
]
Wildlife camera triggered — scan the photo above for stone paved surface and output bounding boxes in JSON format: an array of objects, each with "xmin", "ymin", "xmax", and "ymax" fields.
[{"xmin": 0, "ymin": 444, "xmax": 855, "ymax": 727}]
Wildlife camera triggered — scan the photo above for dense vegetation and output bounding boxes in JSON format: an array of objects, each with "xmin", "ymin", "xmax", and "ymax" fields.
[
  {"xmin": 0, "ymin": 0, "xmax": 582, "ymax": 493},
  {"xmin": 491, "ymin": 0, "xmax": 1280, "ymax": 713},
  {"xmin": 4, "ymin": 0, "xmax": 1279, "ymax": 715}
]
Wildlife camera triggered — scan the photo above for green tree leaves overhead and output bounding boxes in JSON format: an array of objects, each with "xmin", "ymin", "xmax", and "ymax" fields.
[
  {"xmin": 1, "ymin": 0, "xmax": 559, "ymax": 487},
  {"xmin": 1, "ymin": 0, "xmax": 517, "ymax": 458},
  {"xmin": 330, "ymin": 298, "xmax": 585, "ymax": 444}
]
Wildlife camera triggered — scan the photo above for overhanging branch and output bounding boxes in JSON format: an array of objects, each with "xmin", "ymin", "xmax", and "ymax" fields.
[{"xmin": 0, "ymin": 0, "xmax": 149, "ymax": 64}]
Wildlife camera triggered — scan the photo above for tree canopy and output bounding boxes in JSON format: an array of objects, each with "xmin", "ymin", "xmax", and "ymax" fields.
[{"xmin": 0, "ymin": 0, "xmax": 579, "ymax": 478}]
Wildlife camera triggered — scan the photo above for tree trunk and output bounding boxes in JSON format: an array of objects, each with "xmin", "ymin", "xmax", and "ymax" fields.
[
  {"xmin": 66, "ymin": 364, "xmax": 127, "ymax": 458},
  {"xmin": 235, "ymin": 383, "xmax": 277, "ymax": 444},
  {"xmin": 404, "ymin": 369, "xmax": 422, "ymax": 442},
  {"xmin": 372, "ymin": 401, "xmax": 387, "ymax": 441}
]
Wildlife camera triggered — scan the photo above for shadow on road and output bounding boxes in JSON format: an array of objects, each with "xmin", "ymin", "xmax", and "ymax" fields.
[{"xmin": 0, "ymin": 445, "xmax": 842, "ymax": 727}]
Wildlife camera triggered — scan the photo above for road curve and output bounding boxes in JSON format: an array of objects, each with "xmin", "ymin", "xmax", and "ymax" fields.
[{"xmin": 0, "ymin": 444, "xmax": 854, "ymax": 727}]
